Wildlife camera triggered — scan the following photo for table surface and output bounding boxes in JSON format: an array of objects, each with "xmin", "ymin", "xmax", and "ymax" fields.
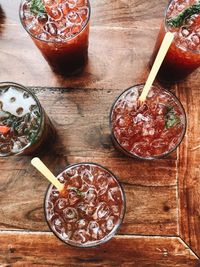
[{"xmin": 0, "ymin": 0, "xmax": 200, "ymax": 266}]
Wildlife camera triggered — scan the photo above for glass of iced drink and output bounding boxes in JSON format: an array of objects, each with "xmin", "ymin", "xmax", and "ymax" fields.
[
  {"xmin": 20, "ymin": 0, "xmax": 90, "ymax": 76},
  {"xmin": 44, "ymin": 163, "xmax": 125, "ymax": 247},
  {"xmin": 0, "ymin": 82, "xmax": 55, "ymax": 156},
  {"xmin": 152, "ymin": 0, "xmax": 200, "ymax": 81},
  {"xmin": 110, "ymin": 84, "xmax": 186, "ymax": 160}
]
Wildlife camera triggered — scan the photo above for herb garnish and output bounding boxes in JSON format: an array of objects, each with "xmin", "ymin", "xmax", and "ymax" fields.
[
  {"xmin": 69, "ymin": 187, "xmax": 83, "ymax": 197},
  {"xmin": 167, "ymin": 2, "xmax": 200, "ymax": 28},
  {"xmin": 30, "ymin": 0, "xmax": 46, "ymax": 16},
  {"xmin": 165, "ymin": 106, "xmax": 180, "ymax": 129},
  {"xmin": 1, "ymin": 110, "xmax": 41, "ymax": 144}
]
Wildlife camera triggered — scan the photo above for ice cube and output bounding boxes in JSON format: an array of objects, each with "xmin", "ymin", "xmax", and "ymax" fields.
[
  {"xmin": 76, "ymin": 0, "xmax": 87, "ymax": 7},
  {"xmin": 38, "ymin": 32, "xmax": 51, "ymax": 41},
  {"xmin": 44, "ymin": 22, "xmax": 58, "ymax": 36},
  {"xmin": 0, "ymin": 87, "xmax": 36, "ymax": 117},
  {"xmin": 97, "ymin": 175, "xmax": 109, "ymax": 195},
  {"xmin": 63, "ymin": 207, "xmax": 78, "ymax": 222},
  {"xmin": 76, "ymin": 219, "xmax": 87, "ymax": 229},
  {"xmin": 60, "ymin": 230, "xmax": 72, "ymax": 240},
  {"xmin": 71, "ymin": 24, "xmax": 82, "ymax": 35},
  {"xmin": 68, "ymin": 190, "xmax": 80, "ymax": 206},
  {"xmin": 77, "ymin": 202, "xmax": 87, "ymax": 212},
  {"xmin": 181, "ymin": 28, "xmax": 190, "ymax": 37},
  {"xmin": 0, "ymin": 143, "xmax": 11, "ymax": 154},
  {"xmin": 51, "ymin": 188, "xmax": 59, "ymax": 198},
  {"xmin": 52, "ymin": 217, "xmax": 64, "ymax": 233},
  {"xmin": 93, "ymin": 202, "xmax": 110, "ymax": 220},
  {"xmin": 78, "ymin": 6, "xmax": 89, "ymax": 22},
  {"xmin": 57, "ymin": 175, "xmax": 65, "ymax": 183},
  {"xmin": 106, "ymin": 217, "xmax": 114, "ymax": 231},
  {"xmin": 86, "ymin": 205, "xmax": 96, "ymax": 216},
  {"xmin": 111, "ymin": 205, "xmax": 120, "ymax": 216},
  {"xmin": 11, "ymin": 141, "xmax": 23, "ymax": 153},
  {"xmin": 177, "ymin": 4, "xmax": 185, "ymax": 12},
  {"xmin": 47, "ymin": 6, "xmax": 62, "ymax": 21},
  {"xmin": 66, "ymin": 0, "xmax": 77, "ymax": 9},
  {"xmin": 60, "ymin": 26, "xmax": 72, "ymax": 39},
  {"xmin": 82, "ymin": 169, "xmax": 94, "ymax": 185},
  {"xmin": 85, "ymin": 188, "xmax": 97, "ymax": 203},
  {"xmin": 191, "ymin": 34, "xmax": 200, "ymax": 45},
  {"xmin": 55, "ymin": 198, "xmax": 68, "ymax": 209},
  {"xmin": 72, "ymin": 229, "xmax": 89, "ymax": 244},
  {"xmin": 88, "ymin": 221, "xmax": 99, "ymax": 236},
  {"xmin": 108, "ymin": 187, "xmax": 122, "ymax": 203}
]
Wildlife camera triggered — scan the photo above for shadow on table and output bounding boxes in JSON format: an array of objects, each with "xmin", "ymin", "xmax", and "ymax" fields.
[{"xmin": 0, "ymin": 5, "xmax": 6, "ymax": 35}]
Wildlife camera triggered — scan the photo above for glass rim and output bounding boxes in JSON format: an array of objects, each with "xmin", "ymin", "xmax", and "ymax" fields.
[
  {"xmin": 0, "ymin": 81, "xmax": 44, "ymax": 157},
  {"xmin": 19, "ymin": 0, "xmax": 91, "ymax": 44},
  {"xmin": 109, "ymin": 83, "xmax": 187, "ymax": 160},
  {"xmin": 164, "ymin": 0, "xmax": 200, "ymax": 55},
  {"xmin": 44, "ymin": 162, "xmax": 126, "ymax": 248}
]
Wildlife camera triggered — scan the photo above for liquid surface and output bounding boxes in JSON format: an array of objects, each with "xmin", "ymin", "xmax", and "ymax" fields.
[
  {"xmin": 167, "ymin": 0, "xmax": 200, "ymax": 51},
  {"xmin": 0, "ymin": 85, "xmax": 41, "ymax": 156},
  {"xmin": 20, "ymin": 0, "xmax": 90, "ymax": 42},
  {"xmin": 45, "ymin": 163, "xmax": 125, "ymax": 247},
  {"xmin": 111, "ymin": 85, "xmax": 186, "ymax": 159}
]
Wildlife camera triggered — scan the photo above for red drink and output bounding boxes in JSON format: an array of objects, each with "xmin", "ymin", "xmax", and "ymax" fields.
[
  {"xmin": 152, "ymin": 0, "xmax": 200, "ymax": 81},
  {"xmin": 110, "ymin": 84, "xmax": 186, "ymax": 160},
  {"xmin": 44, "ymin": 163, "xmax": 125, "ymax": 247},
  {"xmin": 0, "ymin": 82, "xmax": 55, "ymax": 156},
  {"xmin": 20, "ymin": 0, "xmax": 90, "ymax": 75}
]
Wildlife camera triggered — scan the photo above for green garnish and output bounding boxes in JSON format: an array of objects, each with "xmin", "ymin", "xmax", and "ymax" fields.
[
  {"xmin": 69, "ymin": 187, "xmax": 83, "ymax": 197},
  {"xmin": 0, "ymin": 108, "xmax": 41, "ymax": 144},
  {"xmin": 167, "ymin": 1, "xmax": 200, "ymax": 28},
  {"xmin": 30, "ymin": 0, "xmax": 46, "ymax": 16},
  {"xmin": 165, "ymin": 106, "xmax": 180, "ymax": 129}
]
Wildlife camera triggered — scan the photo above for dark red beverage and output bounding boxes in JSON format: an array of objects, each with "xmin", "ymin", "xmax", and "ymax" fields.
[
  {"xmin": 110, "ymin": 84, "xmax": 186, "ymax": 160},
  {"xmin": 44, "ymin": 163, "xmax": 125, "ymax": 247},
  {"xmin": 152, "ymin": 0, "xmax": 200, "ymax": 81},
  {"xmin": 20, "ymin": 0, "xmax": 90, "ymax": 76}
]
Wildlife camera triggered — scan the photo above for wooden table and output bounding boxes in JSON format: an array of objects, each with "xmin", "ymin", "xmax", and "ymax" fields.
[{"xmin": 0, "ymin": 0, "xmax": 200, "ymax": 266}]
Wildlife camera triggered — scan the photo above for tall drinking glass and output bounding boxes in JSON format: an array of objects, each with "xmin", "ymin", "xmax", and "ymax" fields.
[
  {"xmin": 20, "ymin": 0, "xmax": 91, "ymax": 76},
  {"xmin": 152, "ymin": 0, "xmax": 200, "ymax": 81}
]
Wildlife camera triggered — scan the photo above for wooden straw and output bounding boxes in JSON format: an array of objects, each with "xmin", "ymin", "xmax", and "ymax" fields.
[
  {"xmin": 139, "ymin": 32, "xmax": 174, "ymax": 102},
  {"xmin": 31, "ymin": 157, "xmax": 64, "ymax": 192}
]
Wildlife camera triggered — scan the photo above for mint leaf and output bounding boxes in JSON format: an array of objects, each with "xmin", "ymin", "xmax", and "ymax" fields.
[
  {"xmin": 69, "ymin": 187, "xmax": 83, "ymax": 197},
  {"xmin": 165, "ymin": 106, "xmax": 180, "ymax": 129},
  {"xmin": 30, "ymin": 0, "xmax": 46, "ymax": 15},
  {"xmin": 167, "ymin": 2, "xmax": 200, "ymax": 28}
]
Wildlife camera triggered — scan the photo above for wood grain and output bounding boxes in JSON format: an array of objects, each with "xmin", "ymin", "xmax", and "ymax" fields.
[
  {"xmin": 0, "ymin": 232, "xmax": 199, "ymax": 266},
  {"xmin": 177, "ymin": 74, "xmax": 200, "ymax": 256}
]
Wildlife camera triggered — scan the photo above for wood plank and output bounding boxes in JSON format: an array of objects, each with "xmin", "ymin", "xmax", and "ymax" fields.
[
  {"xmin": 0, "ymin": 232, "xmax": 199, "ymax": 266},
  {"xmin": 177, "ymin": 74, "xmax": 200, "ymax": 256}
]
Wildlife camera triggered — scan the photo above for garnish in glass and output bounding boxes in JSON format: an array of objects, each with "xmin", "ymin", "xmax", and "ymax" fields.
[
  {"xmin": 167, "ymin": 1, "xmax": 200, "ymax": 28},
  {"xmin": 30, "ymin": 0, "xmax": 46, "ymax": 16},
  {"xmin": 165, "ymin": 106, "xmax": 180, "ymax": 129},
  {"xmin": 69, "ymin": 187, "xmax": 83, "ymax": 197}
]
